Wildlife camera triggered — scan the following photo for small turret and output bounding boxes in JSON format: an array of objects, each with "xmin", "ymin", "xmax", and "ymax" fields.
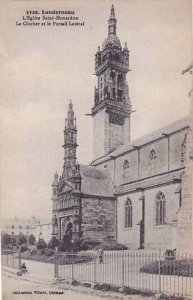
[
  {"xmin": 52, "ymin": 172, "xmax": 59, "ymax": 197},
  {"xmin": 123, "ymin": 42, "xmax": 129, "ymax": 65}
]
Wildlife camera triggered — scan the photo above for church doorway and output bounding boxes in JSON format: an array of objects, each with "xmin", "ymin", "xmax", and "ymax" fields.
[
  {"xmin": 65, "ymin": 222, "xmax": 72, "ymax": 239},
  {"xmin": 61, "ymin": 219, "xmax": 73, "ymax": 240}
]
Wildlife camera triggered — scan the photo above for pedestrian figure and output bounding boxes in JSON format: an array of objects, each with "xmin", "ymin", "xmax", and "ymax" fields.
[
  {"xmin": 20, "ymin": 263, "xmax": 28, "ymax": 273},
  {"xmin": 98, "ymin": 248, "xmax": 104, "ymax": 264}
]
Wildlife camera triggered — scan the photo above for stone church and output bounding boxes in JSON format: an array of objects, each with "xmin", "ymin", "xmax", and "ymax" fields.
[{"xmin": 51, "ymin": 6, "xmax": 193, "ymax": 252}]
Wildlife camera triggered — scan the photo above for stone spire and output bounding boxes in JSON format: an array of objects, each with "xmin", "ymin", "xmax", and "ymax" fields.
[
  {"xmin": 108, "ymin": 5, "xmax": 117, "ymax": 35},
  {"xmin": 63, "ymin": 100, "xmax": 77, "ymax": 179},
  {"xmin": 67, "ymin": 99, "xmax": 75, "ymax": 128}
]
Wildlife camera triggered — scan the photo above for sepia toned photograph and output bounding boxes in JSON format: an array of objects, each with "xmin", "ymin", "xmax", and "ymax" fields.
[{"xmin": 0, "ymin": 0, "xmax": 193, "ymax": 299}]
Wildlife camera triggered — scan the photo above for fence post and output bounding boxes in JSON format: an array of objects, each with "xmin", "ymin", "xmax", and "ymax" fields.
[
  {"xmin": 122, "ymin": 252, "xmax": 125, "ymax": 287},
  {"xmin": 158, "ymin": 249, "xmax": 161, "ymax": 293},
  {"xmin": 54, "ymin": 252, "xmax": 58, "ymax": 278},
  {"xmin": 71, "ymin": 253, "xmax": 74, "ymax": 282},
  {"xmin": 18, "ymin": 249, "xmax": 21, "ymax": 270},
  {"xmin": 93, "ymin": 252, "xmax": 96, "ymax": 285}
]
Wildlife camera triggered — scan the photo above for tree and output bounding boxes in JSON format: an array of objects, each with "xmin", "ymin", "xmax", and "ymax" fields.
[
  {"xmin": 48, "ymin": 236, "xmax": 60, "ymax": 249},
  {"xmin": 59, "ymin": 235, "xmax": 73, "ymax": 252},
  {"xmin": 1, "ymin": 234, "xmax": 11, "ymax": 245},
  {"xmin": 29, "ymin": 234, "xmax": 35, "ymax": 245},
  {"xmin": 17, "ymin": 233, "xmax": 27, "ymax": 245},
  {"xmin": 10, "ymin": 236, "xmax": 17, "ymax": 246},
  {"xmin": 37, "ymin": 238, "xmax": 47, "ymax": 249}
]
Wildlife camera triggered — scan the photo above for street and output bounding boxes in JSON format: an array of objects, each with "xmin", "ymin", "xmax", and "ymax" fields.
[
  {"xmin": 1, "ymin": 271, "xmax": 155, "ymax": 300},
  {"xmin": 2, "ymin": 271, "xmax": 111, "ymax": 300}
]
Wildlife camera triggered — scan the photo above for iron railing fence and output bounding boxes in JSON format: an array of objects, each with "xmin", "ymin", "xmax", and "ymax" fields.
[
  {"xmin": 54, "ymin": 251, "xmax": 193, "ymax": 297},
  {"xmin": 1, "ymin": 249, "xmax": 21, "ymax": 270}
]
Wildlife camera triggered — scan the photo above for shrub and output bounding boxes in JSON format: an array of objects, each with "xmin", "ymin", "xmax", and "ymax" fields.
[
  {"xmin": 140, "ymin": 259, "xmax": 193, "ymax": 277},
  {"xmin": 29, "ymin": 235, "xmax": 36, "ymax": 245},
  {"xmin": 37, "ymin": 238, "xmax": 47, "ymax": 249},
  {"xmin": 30, "ymin": 248, "xmax": 38, "ymax": 255},
  {"xmin": 20, "ymin": 244, "xmax": 28, "ymax": 252},
  {"xmin": 58, "ymin": 235, "xmax": 73, "ymax": 252},
  {"xmin": 10, "ymin": 236, "xmax": 17, "ymax": 246},
  {"xmin": 79, "ymin": 240, "xmax": 100, "ymax": 250},
  {"xmin": 48, "ymin": 236, "xmax": 60, "ymax": 249},
  {"xmin": 95, "ymin": 242, "xmax": 128, "ymax": 251},
  {"xmin": 18, "ymin": 233, "xmax": 27, "ymax": 245},
  {"xmin": 45, "ymin": 248, "xmax": 54, "ymax": 256}
]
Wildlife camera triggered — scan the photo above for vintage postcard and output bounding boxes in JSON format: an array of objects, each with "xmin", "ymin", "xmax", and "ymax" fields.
[{"xmin": 0, "ymin": 0, "xmax": 193, "ymax": 299}]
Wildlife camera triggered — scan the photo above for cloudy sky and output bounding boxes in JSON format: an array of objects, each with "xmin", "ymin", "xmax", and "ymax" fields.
[{"xmin": 0, "ymin": 0, "xmax": 192, "ymax": 221}]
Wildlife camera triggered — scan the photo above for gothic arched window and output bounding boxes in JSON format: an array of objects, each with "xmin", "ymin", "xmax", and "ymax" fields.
[
  {"xmin": 125, "ymin": 198, "xmax": 132, "ymax": 228},
  {"xmin": 123, "ymin": 160, "xmax": 130, "ymax": 182},
  {"xmin": 181, "ymin": 134, "xmax": 187, "ymax": 163},
  {"xmin": 156, "ymin": 192, "xmax": 166, "ymax": 225},
  {"xmin": 110, "ymin": 71, "xmax": 116, "ymax": 87},
  {"xmin": 117, "ymin": 74, "xmax": 123, "ymax": 87},
  {"xmin": 149, "ymin": 149, "xmax": 157, "ymax": 175}
]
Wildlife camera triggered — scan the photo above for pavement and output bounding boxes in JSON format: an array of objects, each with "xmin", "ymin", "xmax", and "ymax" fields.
[{"xmin": 2, "ymin": 268, "xmax": 157, "ymax": 300}]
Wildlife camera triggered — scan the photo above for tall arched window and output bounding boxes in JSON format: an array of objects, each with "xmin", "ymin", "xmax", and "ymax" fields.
[
  {"xmin": 125, "ymin": 198, "xmax": 132, "ymax": 228},
  {"xmin": 156, "ymin": 192, "xmax": 166, "ymax": 225},
  {"xmin": 117, "ymin": 74, "xmax": 123, "ymax": 88},
  {"xmin": 149, "ymin": 149, "xmax": 157, "ymax": 175},
  {"xmin": 181, "ymin": 134, "xmax": 187, "ymax": 164},
  {"xmin": 123, "ymin": 160, "xmax": 130, "ymax": 182}
]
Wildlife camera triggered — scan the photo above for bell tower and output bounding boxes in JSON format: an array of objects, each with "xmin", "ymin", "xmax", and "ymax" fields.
[
  {"xmin": 62, "ymin": 100, "xmax": 78, "ymax": 179},
  {"xmin": 91, "ymin": 5, "xmax": 132, "ymax": 161}
]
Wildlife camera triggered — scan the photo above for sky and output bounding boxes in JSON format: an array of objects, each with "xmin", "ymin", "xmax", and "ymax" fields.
[{"xmin": 0, "ymin": 0, "xmax": 192, "ymax": 221}]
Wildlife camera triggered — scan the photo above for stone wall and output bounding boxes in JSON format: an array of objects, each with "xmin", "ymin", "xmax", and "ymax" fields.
[
  {"xmin": 117, "ymin": 182, "xmax": 180, "ymax": 250},
  {"xmin": 81, "ymin": 197, "xmax": 116, "ymax": 243},
  {"xmin": 93, "ymin": 121, "xmax": 189, "ymax": 251},
  {"xmin": 177, "ymin": 70, "xmax": 193, "ymax": 253},
  {"xmin": 93, "ymin": 110, "xmax": 106, "ymax": 161},
  {"xmin": 109, "ymin": 121, "xmax": 123, "ymax": 153},
  {"xmin": 93, "ymin": 110, "xmax": 130, "ymax": 162},
  {"xmin": 95, "ymin": 127, "xmax": 188, "ymax": 187}
]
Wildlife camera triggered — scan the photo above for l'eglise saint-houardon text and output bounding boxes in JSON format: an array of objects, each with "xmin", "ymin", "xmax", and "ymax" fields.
[{"xmin": 22, "ymin": 15, "xmax": 84, "ymax": 26}]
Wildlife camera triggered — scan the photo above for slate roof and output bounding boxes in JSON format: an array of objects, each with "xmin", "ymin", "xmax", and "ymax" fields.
[
  {"xmin": 92, "ymin": 116, "xmax": 189, "ymax": 165},
  {"xmin": 79, "ymin": 164, "xmax": 115, "ymax": 198}
]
